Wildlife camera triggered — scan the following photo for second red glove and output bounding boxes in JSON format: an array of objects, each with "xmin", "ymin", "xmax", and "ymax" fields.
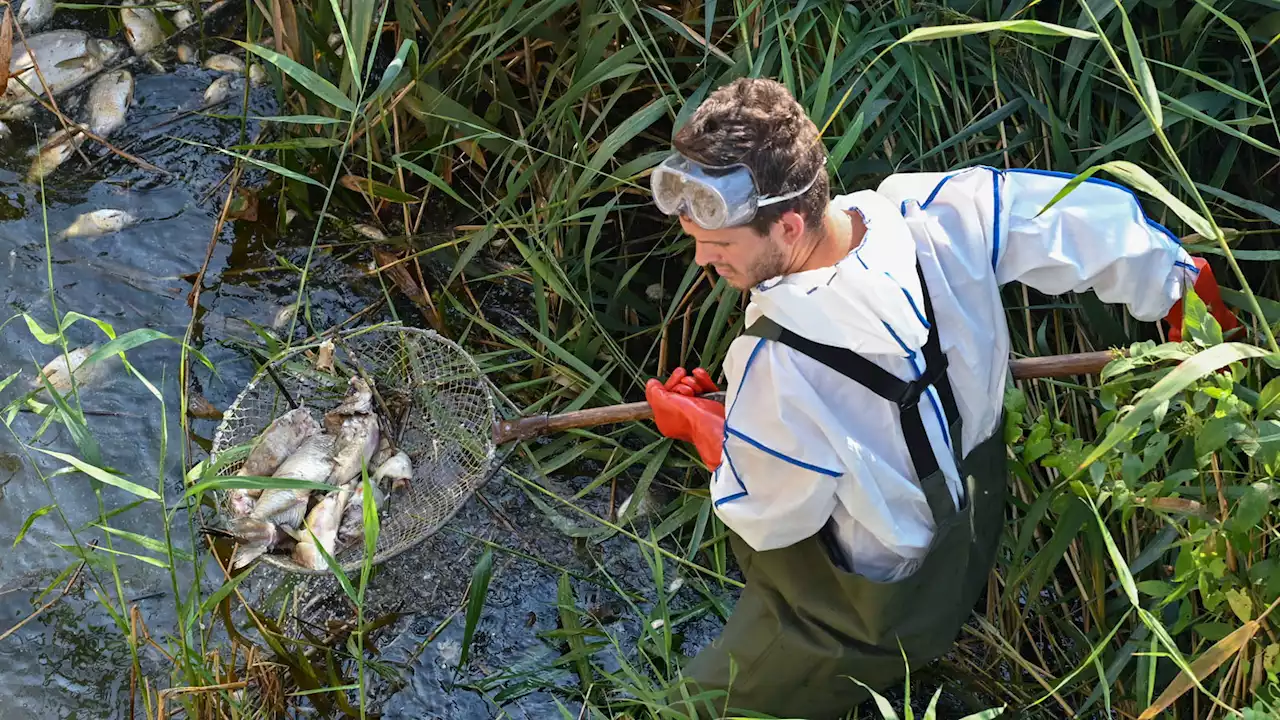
[
  {"xmin": 645, "ymin": 368, "xmax": 725, "ymax": 470},
  {"xmin": 1165, "ymin": 257, "xmax": 1243, "ymax": 343}
]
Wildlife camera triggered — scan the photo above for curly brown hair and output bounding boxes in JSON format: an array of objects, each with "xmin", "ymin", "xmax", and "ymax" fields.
[{"xmin": 672, "ymin": 77, "xmax": 830, "ymax": 236}]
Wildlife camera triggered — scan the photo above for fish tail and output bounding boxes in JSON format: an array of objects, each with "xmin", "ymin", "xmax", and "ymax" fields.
[{"xmin": 230, "ymin": 542, "xmax": 268, "ymax": 569}]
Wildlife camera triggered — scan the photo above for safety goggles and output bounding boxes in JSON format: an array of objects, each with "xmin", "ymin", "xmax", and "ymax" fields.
[{"xmin": 650, "ymin": 153, "xmax": 819, "ymax": 230}]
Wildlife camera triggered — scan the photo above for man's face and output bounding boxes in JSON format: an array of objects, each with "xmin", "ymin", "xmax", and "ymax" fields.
[{"xmin": 681, "ymin": 215, "xmax": 789, "ymax": 291}]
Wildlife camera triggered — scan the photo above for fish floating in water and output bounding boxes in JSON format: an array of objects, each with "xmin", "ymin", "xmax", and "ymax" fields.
[
  {"xmin": 121, "ymin": 0, "xmax": 165, "ymax": 56},
  {"xmin": 56, "ymin": 208, "xmax": 138, "ymax": 239},
  {"xmin": 17, "ymin": 0, "xmax": 55, "ymax": 32},
  {"xmin": 1, "ymin": 31, "xmax": 125, "ymax": 117},
  {"xmin": 86, "ymin": 69, "xmax": 134, "ymax": 139},
  {"xmin": 32, "ymin": 344, "xmax": 114, "ymax": 395},
  {"xmin": 203, "ymin": 74, "xmax": 236, "ymax": 105},
  {"xmin": 217, "ymin": 375, "xmax": 412, "ymax": 571},
  {"xmin": 28, "ymin": 123, "xmax": 88, "ymax": 183},
  {"xmin": 203, "ymin": 53, "xmax": 244, "ymax": 73}
]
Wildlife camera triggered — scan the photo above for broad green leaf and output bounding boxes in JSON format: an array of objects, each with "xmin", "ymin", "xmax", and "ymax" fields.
[
  {"xmin": 894, "ymin": 20, "xmax": 1098, "ymax": 44},
  {"xmin": 1116, "ymin": 3, "xmax": 1161, "ymax": 127},
  {"xmin": 394, "ymin": 155, "xmax": 473, "ymax": 210},
  {"xmin": 342, "ymin": 175, "xmax": 419, "ymax": 203},
  {"xmin": 457, "ymin": 548, "xmax": 494, "ymax": 676},
  {"xmin": 234, "ymin": 41, "xmax": 355, "ymax": 112},
  {"xmin": 93, "ymin": 524, "xmax": 193, "ymax": 562},
  {"xmin": 33, "ymin": 447, "xmax": 160, "ymax": 500},
  {"xmin": 13, "ymin": 505, "xmax": 54, "ymax": 547},
  {"xmin": 23, "ymin": 314, "xmax": 61, "ymax": 344},
  {"xmin": 1075, "ymin": 343, "xmax": 1275, "ymax": 474},
  {"xmin": 249, "ymin": 114, "xmax": 343, "ymax": 125},
  {"xmin": 1149, "ymin": 59, "xmax": 1264, "ymax": 107},
  {"xmin": 229, "ymin": 137, "xmax": 343, "ymax": 151},
  {"xmin": 182, "ymin": 476, "xmax": 337, "ymax": 500},
  {"xmin": 369, "ymin": 39, "xmax": 417, "ymax": 103},
  {"xmin": 196, "ymin": 572, "xmax": 251, "ymax": 618},
  {"xmin": 1036, "ymin": 161, "xmax": 1214, "ymax": 239}
]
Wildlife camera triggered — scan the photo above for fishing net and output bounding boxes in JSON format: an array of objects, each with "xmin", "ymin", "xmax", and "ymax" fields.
[{"xmin": 209, "ymin": 324, "xmax": 499, "ymax": 574}]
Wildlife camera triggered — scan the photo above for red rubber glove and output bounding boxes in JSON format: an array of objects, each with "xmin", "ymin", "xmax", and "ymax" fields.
[
  {"xmin": 1164, "ymin": 257, "xmax": 1243, "ymax": 342},
  {"xmin": 645, "ymin": 368, "xmax": 725, "ymax": 470}
]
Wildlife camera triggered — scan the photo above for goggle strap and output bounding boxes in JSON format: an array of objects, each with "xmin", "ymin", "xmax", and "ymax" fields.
[{"xmin": 756, "ymin": 168, "xmax": 820, "ymax": 208}]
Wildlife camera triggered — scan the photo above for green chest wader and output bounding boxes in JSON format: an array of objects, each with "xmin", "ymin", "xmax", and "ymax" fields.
[{"xmin": 669, "ymin": 264, "xmax": 1008, "ymax": 720}]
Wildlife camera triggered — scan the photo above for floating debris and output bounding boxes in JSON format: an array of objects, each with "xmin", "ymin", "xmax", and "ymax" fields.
[
  {"xmin": 315, "ymin": 339, "xmax": 335, "ymax": 372},
  {"xmin": 187, "ymin": 392, "xmax": 224, "ymax": 420},
  {"xmin": 56, "ymin": 209, "xmax": 138, "ymax": 240}
]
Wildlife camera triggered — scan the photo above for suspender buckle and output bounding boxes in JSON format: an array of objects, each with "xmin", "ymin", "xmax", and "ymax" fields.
[{"xmin": 897, "ymin": 356, "xmax": 950, "ymax": 411}]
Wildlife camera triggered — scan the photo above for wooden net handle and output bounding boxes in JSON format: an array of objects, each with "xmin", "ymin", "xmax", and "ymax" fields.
[{"xmin": 491, "ymin": 349, "xmax": 1119, "ymax": 444}]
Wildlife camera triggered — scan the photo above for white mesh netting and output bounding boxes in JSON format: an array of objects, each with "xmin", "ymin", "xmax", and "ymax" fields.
[{"xmin": 208, "ymin": 325, "xmax": 498, "ymax": 574}]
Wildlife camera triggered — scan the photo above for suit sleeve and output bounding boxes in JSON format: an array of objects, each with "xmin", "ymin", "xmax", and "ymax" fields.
[
  {"xmin": 877, "ymin": 166, "xmax": 1199, "ymax": 321},
  {"xmin": 710, "ymin": 336, "xmax": 843, "ymax": 552}
]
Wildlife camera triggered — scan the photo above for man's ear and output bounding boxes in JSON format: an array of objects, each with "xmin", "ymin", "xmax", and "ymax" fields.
[{"xmin": 776, "ymin": 210, "xmax": 807, "ymax": 245}]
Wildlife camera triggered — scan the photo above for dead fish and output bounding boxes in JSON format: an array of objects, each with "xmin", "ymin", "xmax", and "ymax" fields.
[
  {"xmin": 227, "ymin": 488, "xmax": 256, "ymax": 517},
  {"xmin": 292, "ymin": 487, "xmax": 350, "ymax": 570},
  {"xmin": 371, "ymin": 451, "xmax": 411, "ymax": 491},
  {"xmin": 0, "ymin": 122, "xmax": 10, "ymax": 141},
  {"xmin": 323, "ymin": 375, "xmax": 375, "ymax": 427},
  {"xmin": 369, "ymin": 435, "xmax": 394, "ymax": 469},
  {"xmin": 230, "ymin": 433, "xmax": 336, "ymax": 566},
  {"xmin": 203, "ymin": 74, "xmax": 234, "ymax": 105},
  {"xmin": 324, "ymin": 379, "xmax": 380, "ymax": 485},
  {"xmin": 56, "ymin": 209, "xmax": 138, "ymax": 240},
  {"xmin": 17, "ymin": 0, "xmax": 55, "ymax": 32},
  {"xmin": 121, "ymin": 0, "xmax": 165, "ymax": 56},
  {"xmin": 249, "ymin": 63, "xmax": 267, "ymax": 86},
  {"xmin": 314, "ymin": 339, "xmax": 335, "ymax": 372},
  {"xmin": 28, "ymin": 123, "xmax": 88, "ymax": 184},
  {"xmin": 32, "ymin": 344, "xmax": 111, "ymax": 394},
  {"xmin": 225, "ymin": 515, "xmax": 298, "ymax": 568},
  {"xmin": 252, "ymin": 433, "xmax": 335, "ymax": 525},
  {"xmin": 203, "ymin": 53, "xmax": 244, "ymax": 73},
  {"xmin": 171, "ymin": 7, "xmax": 196, "ymax": 29},
  {"xmin": 272, "ymin": 303, "xmax": 296, "ymax": 329},
  {"xmin": 336, "ymin": 481, "xmax": 384, "ymax": 549},
  {"xmin": 234, "ymin": 406, "xmax": 321, "ymax": 478},
  {"xmin": 86, "ymin": 69, "xmax": 133, "ymax": 139},
  {"xmin": 352, "ymin": 224, "xmax": 386, "ymax": 241},
  {"xmin": 187, "ymin": 392, "xmax": 223, "ymax": 420},
  {"xmin": 176, "ymin": 44, "xmax": 196, "ymax": 64},
  {"xmin": 2, "ymin": 31, "xmax": 125, "ymax": 113}
]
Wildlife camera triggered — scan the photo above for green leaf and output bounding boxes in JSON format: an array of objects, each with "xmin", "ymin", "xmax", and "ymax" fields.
[
  {"xmin": 1258, "ymin": 378, "xmax": 1280, "ymax": 417},
  {"xmin": 182, "ymin": 476, "xmax": 337, "ymax": 500},
  {"xmin": 457, "ymin": 548, "xmax": 494, "ymax": 675},
  {"xmin": 33, "ymin": 447, "xmax": 160, "ymax": 501},
  {"xmin": 248, "ymin": 114, "xmax": 344, "ymax": 125},
  {"xmin": 228, "ymin": 137, "xmax": 344, "ymax": 151},
  {"xmin": 1138, "ymin": 580, "xmax": 1175, "ymax": 597},
  {"xmin": 369, "ymin": 39, "xmax": 417, "ymax": 103},
  {"xmin": 1075, "ymin": 343, "xmax": 1275, "ymax": 475},
  {"xmin": 233, "ymin": 41, "xmax": 355, "ymax": 113},
  {"xmin": 196, "ymin": 572, "xmax": 251, "ymax": 618},
  {"xmin": 13, "ymin": 505, "xmax": 54, "ymax": 547},
  {"xmin": 1116, "ymin": 2, "xmax": 1161, "ymax": 126},
  {"xmin": 22, "ymin": 314, "xmax": 60, "ymax": 344},
  {"xmin": 1227, "ymin": 482, "xmax": 1278, "ymax": 533},
  {"xmin": 343, "ymin": 175, "xmax": 419, "ymax": 203},
  {"xmin": 171, "ymin": 136, "xmax": 326, "ymax": 187},
  {"xmin": 394, "ymin": 155, "xmax": 473, "ymax": 211},
  {"xmin": 93, "ymin": 524, "xmax": 193, "ymax": 562},
  {"xmin": 895, "ymin": 19, "xmax": 1098, "ymax": 44},
  {"xmin": 639, "ymin": 5, "xmax": 734, "ymax": 64}
]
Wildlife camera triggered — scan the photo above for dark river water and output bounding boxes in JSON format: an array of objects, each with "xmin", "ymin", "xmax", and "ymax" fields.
[{"xmin": 0, "ymin": 15, "xmax": 737, "ymax": 720}]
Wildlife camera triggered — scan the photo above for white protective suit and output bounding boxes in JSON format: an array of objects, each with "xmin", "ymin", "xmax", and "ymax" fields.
[{"xmin": 711, "ymin": 165, "xmax": 1201, "ymax": 583}]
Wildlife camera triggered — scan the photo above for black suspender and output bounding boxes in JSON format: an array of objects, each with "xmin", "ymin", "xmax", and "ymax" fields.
[{"xmin": 742, "ymin": 263, "xmax": 959, "ymax": 483}]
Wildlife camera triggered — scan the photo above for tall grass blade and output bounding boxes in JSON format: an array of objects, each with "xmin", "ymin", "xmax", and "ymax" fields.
[
  {"xmin": 456, "ymin": 547, "xmax": 494, "ymax": 678},
  {"xmin": 234, "ymin": 40, "xmax": 355, "ymax": 112},
  {"xmin": 33, "ymin": 447, "xmax": 160, "ymax": 501}
]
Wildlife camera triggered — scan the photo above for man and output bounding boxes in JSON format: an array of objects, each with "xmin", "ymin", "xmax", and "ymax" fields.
[{"xmin": 642, "ymin": 78, "xmax": 1241, "ymax": 718}]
